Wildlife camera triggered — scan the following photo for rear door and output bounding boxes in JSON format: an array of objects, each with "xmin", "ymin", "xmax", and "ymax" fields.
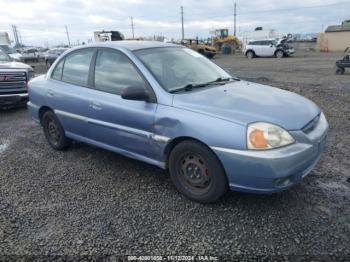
[
  {"xmin": 87, "ymin": 48, "xmax": 158, "ymax": 159},
  {"xmin": 46, "ymin": 48, "xmax": 95, "ymax": 138}
]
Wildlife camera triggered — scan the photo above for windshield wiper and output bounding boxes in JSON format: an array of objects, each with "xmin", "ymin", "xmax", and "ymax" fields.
[{"xmin": 169, "ymin": 77, "xmax": 240, "ymax": 94}]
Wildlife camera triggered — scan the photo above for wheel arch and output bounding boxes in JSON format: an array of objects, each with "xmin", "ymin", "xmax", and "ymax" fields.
[
  {"xmin": 163, "ymin": 136, "xmax": 224, "ymax": 170},
  {"xmin": 38, "ymin": 106, "xmax": 54, "ymax": 124},
  {"xmin": 245, "ymin": 49, "xmax": 255, "ymax": 56},
  {"xmin": 274, "ymin": 48, "xmax": 285, "ymax": 56}
]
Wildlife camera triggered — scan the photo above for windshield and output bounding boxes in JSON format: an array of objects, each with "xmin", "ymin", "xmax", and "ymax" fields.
[
  {"xmin": 0, "ymin": 49, "xmax": 11, "ymax": 62},
  {"xmin": 134, "ymin": 47, "xmax": 232, "ymax": 92}
]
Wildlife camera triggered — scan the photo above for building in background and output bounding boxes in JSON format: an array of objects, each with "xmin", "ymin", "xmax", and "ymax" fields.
[{"xmin": 317, "ymin": 20, "xmax": 350, "ymax": 52}]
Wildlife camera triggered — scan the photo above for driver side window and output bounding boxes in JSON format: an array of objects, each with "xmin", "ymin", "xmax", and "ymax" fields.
[{"xmin": 94, "ymin": 49, "xmax": 146, "ymax": 95}]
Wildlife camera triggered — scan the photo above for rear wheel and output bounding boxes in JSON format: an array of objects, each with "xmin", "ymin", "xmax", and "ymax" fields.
[
  {"xmin": 42, "ymin": 111, "xmax": 71, "ymax": 150},
  {"xmin": 275, "ymin": 50, "xmax": 284, "ymax": 58},
  {"xmin": 246, "ymin": 51, "xmax": 254, "ymax": 59},
  {"xmin": 169, "ymin": 140, "xmax": 228, "ymax": 203},
  {"xmin": 336, "ymin": 67, "xmax": 345, "ymax": 75}
]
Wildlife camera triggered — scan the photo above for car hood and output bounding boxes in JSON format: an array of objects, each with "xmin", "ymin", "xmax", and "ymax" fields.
[
  {"xmin": 0, "ymin": 61, "xmax": 32, "ymax": 70},
  {"xmin": 172, "ymin": 80, "xmax": 320, "ymax": 130}
]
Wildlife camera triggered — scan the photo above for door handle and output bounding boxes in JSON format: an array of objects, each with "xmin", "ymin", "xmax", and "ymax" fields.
[
  {"xmin": 47, "ymin": 90, "xmax": 55, "ymax": 97},
  {"xmin": 91, "ymin": 101, "xmax": 102, "ymax": 110}
]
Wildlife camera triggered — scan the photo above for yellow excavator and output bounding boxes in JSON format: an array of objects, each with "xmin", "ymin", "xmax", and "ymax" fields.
[{"xmin": 212, "ymin": 29, "xmax": 240, "ymax": 54}]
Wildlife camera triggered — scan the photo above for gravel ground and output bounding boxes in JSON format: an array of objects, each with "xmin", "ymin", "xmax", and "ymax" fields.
[{"xmin": 0, "ymin": 51, "xmax": 349, "ymax": 260}]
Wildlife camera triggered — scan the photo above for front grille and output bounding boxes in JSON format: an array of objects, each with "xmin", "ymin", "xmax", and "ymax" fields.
[
  {"xmin": 0, "ymin": 71, "xmax": 27, "ymax": 94},
  {"xmin": 302, "ymin": 114, "xmax": 320, "ymax": 134}
]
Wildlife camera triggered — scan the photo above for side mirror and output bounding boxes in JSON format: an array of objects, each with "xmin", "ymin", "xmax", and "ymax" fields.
[{"xmin": 121, "ymin": 86, "xmax": 150, "ymax": 102}]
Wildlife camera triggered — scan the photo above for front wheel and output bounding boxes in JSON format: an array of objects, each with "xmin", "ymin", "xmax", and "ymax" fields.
[
  {"xmin": 275, "ymin": 50, "xmax": 284, "ymax": 58},
  {"xmin": 42, "ymin": 111, "xmax": 71, "ymax": 150},
  {"xmin": 169, "ymin": 140, "xmax": 228, "ymax": 203}
]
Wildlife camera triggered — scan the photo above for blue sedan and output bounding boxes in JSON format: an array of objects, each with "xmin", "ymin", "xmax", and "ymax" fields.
[{"xmin": 27, "ymin": 41, "xmax": 328, "ymax": 203}]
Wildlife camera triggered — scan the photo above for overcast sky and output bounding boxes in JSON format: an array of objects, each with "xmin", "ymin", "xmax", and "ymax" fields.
[{"xmin": 0, "ymin": 0, "xmax": 349, "ymax": 46}]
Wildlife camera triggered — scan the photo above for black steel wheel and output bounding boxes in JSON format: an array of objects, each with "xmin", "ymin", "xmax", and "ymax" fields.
[
  {"xmin": 42, "ymin": 110, "xmax": 71, "ymax": 150},
  {"xmin": 169, "ymin": 140, "xmax": 228, "ymax": 203}
]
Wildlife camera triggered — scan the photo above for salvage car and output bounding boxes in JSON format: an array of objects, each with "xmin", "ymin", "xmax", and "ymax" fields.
[
  {"xmin": 0, "ymin": 49, "xmax": 34, "ymax": 108},
  {"xmin": 245, "ymin": 39, "xmax": 295, "ymax": 59},
  {"xmin": 27, "ymin": 41, "xmax": 328, "ymax": 203}
]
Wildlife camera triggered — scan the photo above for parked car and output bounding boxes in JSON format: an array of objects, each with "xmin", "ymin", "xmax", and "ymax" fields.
[
  {"xmin": 244, "ymin": 39, "xmax": 295, "ymax": 59},
  {"xmin": 181, "ymin": 39, "xmax": 217, "ymax": 58},
  {"xmin": 44, "ymin": 48, "xmax": 68, "ymax": 68},
  {"xmin": 27, "ymin": 41, "xmax": 328, "ymax": 203},
  {"xmin": 0, "ymin": 49, "xmax": 34, "ymax": 108},
  {"xmin": 0, "ymin": 45, "xmax": 23, "ymax": 62},
  {"xmin": 21, "ymin": 48, "xmax": 41, "ymax": 63}
]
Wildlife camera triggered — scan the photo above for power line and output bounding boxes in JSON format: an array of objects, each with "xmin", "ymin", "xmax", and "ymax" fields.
[{"xmin": 185, "ymin": 1, "xmax": 350, "ymax": 21}]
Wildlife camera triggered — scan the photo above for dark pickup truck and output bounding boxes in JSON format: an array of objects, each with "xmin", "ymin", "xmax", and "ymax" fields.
[{"xmin": 0, "ymin": 49, "xmax": 34, "ymax": 108}]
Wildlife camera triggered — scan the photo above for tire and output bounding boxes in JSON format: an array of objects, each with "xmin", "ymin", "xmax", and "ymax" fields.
[
  {"xmin": 169, "ymin": 140, "xmax": 228, "ymax": 203},
  {"xmin": 246, "ymin": 51, "xmax": 254, "ymax": 59},
  {"xmin": 206, "ymin": 53, "xmax": 215, "ymax": 59},
  {"xmin": 275, "ymin": 50, "xmax": 284, "ymax": 58},
  {"xmin": 42, "ymin": 110, "xmax": 71, "ymax": 150},
  {"xmin": 336, "ymin": 67, "xmax": 345, "ymax": 75}
]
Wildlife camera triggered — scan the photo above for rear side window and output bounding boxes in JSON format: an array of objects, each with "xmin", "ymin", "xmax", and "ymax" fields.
[
  {"xmin": 94, "ymin": 49, "xmax": 146, "ymax": 95},
  {"xmin": 52, "ymin": 59, "xmax": 64, "ymax": 80},
  {"xmin": 62, "ymin": 49, "xmax": 94, "ymax": 86}
]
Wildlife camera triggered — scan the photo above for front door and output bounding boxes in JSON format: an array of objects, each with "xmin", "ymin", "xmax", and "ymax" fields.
[{"xmin": 88, "ymin": 48, "xmax": 157, "ymax": 159}]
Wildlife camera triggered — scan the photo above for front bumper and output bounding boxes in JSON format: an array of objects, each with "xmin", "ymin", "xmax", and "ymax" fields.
[
  {"xmin": 286, "ymin": 48, "xmax": 295, "ymax": 56},
  {"xmin": 0, "ymin": 93, "xmax": 28, "ymax": 107},
  {"xmin": 212, "ymin": 114, "xmax": 328, "ymax": 194}
]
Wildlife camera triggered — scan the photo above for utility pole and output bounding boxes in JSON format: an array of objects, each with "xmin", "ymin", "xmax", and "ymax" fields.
[
  {"xmin": 18, "ymin": 30, "xmax": 22, "ymax": 46},
  {"xmin": 65, "ymin": 25, "xmax": 71, "ymax": 46},
  {"xmin": 181, "ymin": 6, "xmax": 184, "ymax": 40},
  {"xmin": 11, "ymin": 25, "xmax": 20, "ymax": 47},
  {"xmin": 131, "ymin": 17, "xmax": 135, "ymax": 39},
  {"xmin": 234, "ymin": 2, "xmax": 237, "ymax": 36}
]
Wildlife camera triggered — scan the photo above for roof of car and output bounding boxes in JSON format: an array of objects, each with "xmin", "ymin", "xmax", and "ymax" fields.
[{"xmin": 90, "ymin": 40, "xmax": 180, "ymax": 51}]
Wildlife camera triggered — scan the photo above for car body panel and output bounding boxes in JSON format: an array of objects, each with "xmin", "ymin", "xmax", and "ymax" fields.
[
  {"xmin": 172, "ymin": 81, "xmax": 320, "ymax": 130},
  {"xmin": 28, "ymin": 41, "xmax": 328, "ymax": 194}
]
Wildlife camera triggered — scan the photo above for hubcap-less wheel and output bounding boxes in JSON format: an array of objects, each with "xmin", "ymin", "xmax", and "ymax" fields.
[
  {"xmin": 42, "ymin": 111, "xmax": 71, "ymax": 150},
  {"xmin": 46, "ymin": 117, "xmax": 61, "ymax": 146},
  {"xmin": 276, "ymin": 51, "xmax": 284, "ymax": 58},
  {"xmin": 179, "ymin": 154, "xmax": 212, "ymax": 195},
  {"xmin": 169, "ymin": 140, "xmax": 228, "ymax": 203}
]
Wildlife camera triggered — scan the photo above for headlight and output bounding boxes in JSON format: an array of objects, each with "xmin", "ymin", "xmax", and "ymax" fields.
[
  {"xmin": 247, "ymin": 122, "xmax": 295, "ymax": 150},
  {"xmin": 28, "ymin": 70, "xmax": 35, "ymax": 80}
]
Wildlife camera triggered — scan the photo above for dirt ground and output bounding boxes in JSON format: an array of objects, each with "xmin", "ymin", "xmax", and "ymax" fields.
[{"xmin": 0, "ymin": 51, "xmax": 349, "ymax": 260}]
